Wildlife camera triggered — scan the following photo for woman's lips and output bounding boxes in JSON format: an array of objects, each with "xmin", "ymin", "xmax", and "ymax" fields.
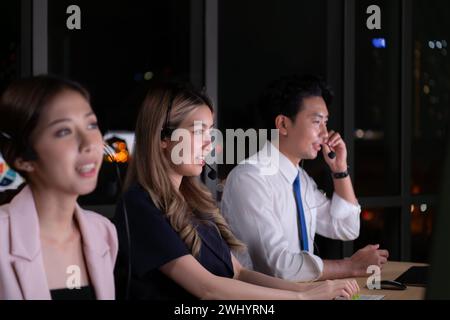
[{"xmin": 194, "ymin": 156, "xmax": 206, "ymax": 166}]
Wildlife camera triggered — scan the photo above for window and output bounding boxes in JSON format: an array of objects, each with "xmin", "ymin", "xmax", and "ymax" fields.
[
  {"xmin": 48, "ymin": 0, "xmax": 204, "ymax": 131},
  {"xmin": 354, "ymin": 0, "xmax": 401, "ymax": 197}
]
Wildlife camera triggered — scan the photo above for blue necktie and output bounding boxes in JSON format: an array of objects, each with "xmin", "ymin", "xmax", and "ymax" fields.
[{"xmin": 293, "ymin": 173, "xmax": 309, "ymax": 252}]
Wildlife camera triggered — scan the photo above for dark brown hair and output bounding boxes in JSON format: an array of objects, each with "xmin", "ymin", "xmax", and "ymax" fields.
[{"xmin": 0, "ymin": 75, "xmax": 90, "ymax": 175}]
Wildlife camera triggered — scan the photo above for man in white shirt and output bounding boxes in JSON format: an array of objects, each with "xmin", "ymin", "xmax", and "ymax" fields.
[{"xmin": 221, "ymin": 75, "xmax": 389, "ymax": 281}]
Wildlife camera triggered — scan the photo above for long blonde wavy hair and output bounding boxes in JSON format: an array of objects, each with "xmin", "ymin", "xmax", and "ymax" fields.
[{"xmin": 125, "ymin": 82, "xmax": 244, "ymax": 257}]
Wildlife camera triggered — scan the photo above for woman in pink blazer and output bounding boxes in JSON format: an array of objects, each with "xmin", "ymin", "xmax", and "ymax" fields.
[{"xmin": 0, "ymin": 76, "xmax": 118, "ymax": 300}]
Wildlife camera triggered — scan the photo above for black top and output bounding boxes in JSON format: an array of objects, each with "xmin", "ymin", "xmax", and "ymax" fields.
[
  {"xmin": 50, "ymin": 285, "xmax": 96, "ymax": 300},
  {"xmin": 112, "ymin": 183, "xmax": 234, "ymax": 300}
]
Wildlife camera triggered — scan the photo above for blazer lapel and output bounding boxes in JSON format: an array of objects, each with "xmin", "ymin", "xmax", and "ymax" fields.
[
  {"xmin": 75, "ymin": 206, "xmax": 114, "ymax": 300},
  {"xmin": 82, "ymin": 248, "xmax": 113, "ymax": 300},
  {"xmin": 9, "ymin": 186, "xmax": 51, "ymax": 300},
  {"xmin": 12, "ymin": 259, "xmax": 51, "ymax": 300}
]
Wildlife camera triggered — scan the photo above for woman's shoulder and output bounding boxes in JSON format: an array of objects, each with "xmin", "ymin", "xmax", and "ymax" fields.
[
  {"xmin": 78, "ymin": 207, "xmax": 117, "ymax": 240},
  {"xmin": 81, "ymin": 208, "xmax": 115, "ymax": 228},
  {"xmin": 78, "ymin": 208, "xmax": 118, "ymax": 261},
  {"xmin": 0, "ymin": 202, "xmax": 11, "ymax": 230},
  {"xmin": 0, "ymin": 202, "xmax": 10, "ymax": 217},
  {"xmin": 121, "ymin": 183, "xmax": 161, "ymax": 214}
]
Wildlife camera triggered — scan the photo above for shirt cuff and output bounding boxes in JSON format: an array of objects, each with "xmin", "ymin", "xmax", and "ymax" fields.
[
  {"xmin": 330, "ymin": 192, "xmax": 361, "ymax": 220},
  {"xmin": 295, "ymin": 251, "xmax": 324, "ymax": 282}
]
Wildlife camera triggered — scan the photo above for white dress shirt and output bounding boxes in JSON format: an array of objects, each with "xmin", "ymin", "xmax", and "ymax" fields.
[{"xmin": 221, "ymin": 141, "xmax": 361, "ymax": 281}]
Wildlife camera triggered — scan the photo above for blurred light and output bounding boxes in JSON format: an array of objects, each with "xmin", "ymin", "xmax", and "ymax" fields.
[
  {"xmin": 410, "ymin": 204, "xmax": 415, "ymax": 213},
  {"xmin": 0, "ymin": 154, "xmax": 24, "ymax": 190},
  {"xmin": 372, "ymin": 38, "xmax": 386, "ymax": 48},
  {"xmin": 412, "ymin": 185, "xmax": 421, "ymax": 195},
  {"xmin": 428, "ymin": 41, "xmax": 435, "ymax": 49},
  {"xmin": 423, "ymin": 85, "xmax": 430, "ymax": 94},
  {"xmin": 353, "ymin": 129, "xmax": 384, "ymax": 140},
  {"xmin": 442, "ymin": 40, "xmax": 448, "ymax": 48},
  {"xmin": 365, "ymin": 130, "xmax": 376, "ymax": 139},
  {"xmin": 103, "ymin": 131, "xmax": 135, "ymax": 154},
  {"xmin": 420, "ymin": 204, "xmax": 428, "ymax": 213},
  {"xmin": 103, "ymin": 137, "xmax": 130, "ymax": 163},
  {"xmin": 362, "ymin": 210, "xmax": 375, "ymax": 221},
  {"xmin": 355, "ymin": 129, "xmax": 364, "ymax": 139},
  {"xmin": 144, "ymin": 71, "xmax": 153, "ymax": 81},
  {"xmin": 436, "ymin": 41, "xmax": 443, "ymax": 49}
]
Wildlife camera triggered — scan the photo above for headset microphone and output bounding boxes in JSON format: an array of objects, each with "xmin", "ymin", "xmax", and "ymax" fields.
[
  {"xmin": 205, "ymin": 163, "xmax": 217, "ymax": 180},
  {"xmin": 0, "ymin": 131, "xmax": 38, "ymax": 161},
  {"xmin": 0, "ymin": 131, "xmax": 12, "ymax": 140},
  {"xmin": 104, "ymin": 143, "xmax": 131, "ymax": 300}
]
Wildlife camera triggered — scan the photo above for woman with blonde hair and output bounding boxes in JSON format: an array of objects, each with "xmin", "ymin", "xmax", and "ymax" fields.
[{"xmin": 113, "ymin": 82, "xmax": 359, "ymax": 300}]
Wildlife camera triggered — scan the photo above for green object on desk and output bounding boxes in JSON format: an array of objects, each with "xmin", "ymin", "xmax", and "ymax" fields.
[{"xmin": 352, "ymin": 294, "xmax": 360, "ymax": 300}]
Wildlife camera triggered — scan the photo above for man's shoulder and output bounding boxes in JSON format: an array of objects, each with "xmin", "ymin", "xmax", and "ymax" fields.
[{"xmin": 226, "ymin": 161, "xmax": 267, "ymax": 183}]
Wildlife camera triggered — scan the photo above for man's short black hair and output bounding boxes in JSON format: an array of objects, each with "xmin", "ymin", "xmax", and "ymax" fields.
[{"xmin": 258, "ymin": 74, "xmax": 334, "ymax": 130}]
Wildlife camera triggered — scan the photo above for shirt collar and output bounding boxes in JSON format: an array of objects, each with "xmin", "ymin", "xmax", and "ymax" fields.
[{"xmin": 264, "ymin": 141, "xmax": 299, "ymax": 185}]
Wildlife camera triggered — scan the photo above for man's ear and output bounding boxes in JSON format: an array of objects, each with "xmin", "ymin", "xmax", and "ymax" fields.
[
  {"xmin": 14, "ymin": 157, "xmax": 35, "ymax": 173},
  {"xmin": 275, "ymin": 115, "xmax": 289, "ymax": 136}
]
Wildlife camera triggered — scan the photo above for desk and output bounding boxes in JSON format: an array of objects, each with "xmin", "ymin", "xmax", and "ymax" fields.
[{"xmin": 356, "ymin": 261, "xmax": 427, "ymax": 300}]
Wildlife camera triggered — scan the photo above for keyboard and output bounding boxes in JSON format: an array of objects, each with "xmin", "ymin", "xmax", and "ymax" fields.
[
  {"xmin": 335, "ymin": 294, "xmax": 385, "ymax": 300},
  {"xmin": 353, "ymin": 294, "xmax": 385, "ymax": 300}
]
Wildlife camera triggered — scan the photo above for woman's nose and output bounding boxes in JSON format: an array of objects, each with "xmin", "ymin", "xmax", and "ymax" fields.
[
  {"xmin": 79, "ymin": 131, "xmax": 99, "ymax": 153},
  {"xmin": 203, "ymin": 138, "xmax": 212, "ymax": 152},
  {"xmin": 203, "ymin": 129, "xmax": 212, "ymax": 144},
  {"xmin": 202, "ymin": 132, "xmax": 213, "ymax": 151}
]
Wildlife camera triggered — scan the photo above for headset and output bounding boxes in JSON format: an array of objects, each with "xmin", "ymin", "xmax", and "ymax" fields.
[
  {"xmin": 160, "ymin": 85, "xmax": 217, "ymax": 180},
  {"xmin": 107, "ymin": 85, "xmax": 218, "ymax": 299},
  {"xmin": 103, "ymin": 143, "xmax": 133, "ymax": 300},
  {"xmin": 0, "ymin": 130, "xmax": 38, "ymax": 161}
]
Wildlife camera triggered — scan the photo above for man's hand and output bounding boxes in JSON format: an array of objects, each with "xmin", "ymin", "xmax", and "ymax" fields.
[
  {"xmin": 349, "ymin": 244, "xmax": 389, "ymax": 277},
  {"xmin": 322, "ymin": 130, "xmax": 348, "ymax": 173}
]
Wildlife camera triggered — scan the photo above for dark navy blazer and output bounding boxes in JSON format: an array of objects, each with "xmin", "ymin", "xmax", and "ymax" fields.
[{"xmin": 113, "ymin": 183, "xmax": 234, "ymax": 300}]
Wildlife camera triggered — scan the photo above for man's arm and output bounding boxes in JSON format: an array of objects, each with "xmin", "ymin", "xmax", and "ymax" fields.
[
  {"xmin": 319, "ymin": 131, "xmax": 389, "ymax": 279},
  {"xmin": 320, "ymin": 244, "xmax": 390, "ymax": 279},
  {"xmin": 322, "ymin": 130, "xmax": 357, "ymax": 205},
  {"xmin": 221, "ymin": 167, "xmax": 323, "ymax": 282},
  {"xmin": 332, "ymin": 175, "xmax": 358, "ymax": 205}
]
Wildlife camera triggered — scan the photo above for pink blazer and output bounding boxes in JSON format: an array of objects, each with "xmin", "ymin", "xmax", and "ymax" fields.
[{"xmin": 0, "ymin": 186, "xmax": 118, "ymax": 300}]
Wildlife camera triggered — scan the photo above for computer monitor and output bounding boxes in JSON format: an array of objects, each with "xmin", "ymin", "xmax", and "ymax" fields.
[{"xmin": 426, "ymin": 136, "xmax": 450, "ymax": 299}]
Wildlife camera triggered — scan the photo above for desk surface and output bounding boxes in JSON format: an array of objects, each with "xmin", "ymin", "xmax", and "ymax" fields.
[{"xmin": 356, "ymin": 261, "xmax": 427, "ymax": 300}]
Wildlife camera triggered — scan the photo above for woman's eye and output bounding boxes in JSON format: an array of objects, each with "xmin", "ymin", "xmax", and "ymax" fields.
[
  {"xmin": 55, "ymin": 128, "xmax": 71, "ymax": 137},
  {"xmin": 88, "ymin": 122, "xmax": 99, "ymax": 130}
]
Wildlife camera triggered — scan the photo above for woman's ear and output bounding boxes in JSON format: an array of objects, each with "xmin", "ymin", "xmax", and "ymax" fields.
[
  {"xmin": 275, "ymin": 115, "xmax": 289, "ymax": 136},
  {"xmin": 14, "ymin": 157, "xmax": 35, "ymax": 173}
]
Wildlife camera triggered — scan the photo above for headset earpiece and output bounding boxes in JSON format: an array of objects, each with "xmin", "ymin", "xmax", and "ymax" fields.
[
  {"xmin": 22, "ymin": 146, "xmax": 38, "ymax": 161},
  {"xmin": 160, "ymin": 127, "xmax": 175, "ymax": 140},
  {"xmin": 0, "ymin": 131, "xmax": 38, "ymax": 161},
  {"xmin": 0, "ymin": 131, "xmax": 12, "ymax": 140}
]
